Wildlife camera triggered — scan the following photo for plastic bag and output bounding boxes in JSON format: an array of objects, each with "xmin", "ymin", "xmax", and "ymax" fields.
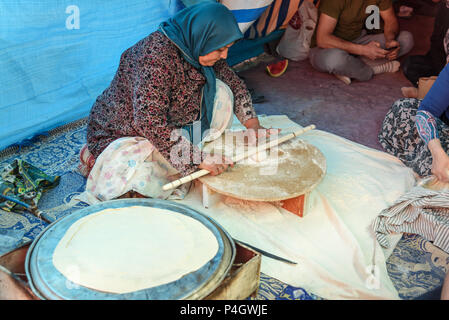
[{"xmin": 276, "ymin": 1, "xmax": 318, "ymax": 61}]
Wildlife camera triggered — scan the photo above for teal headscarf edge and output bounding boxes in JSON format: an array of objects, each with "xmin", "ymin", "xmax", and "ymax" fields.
[{"xmin": 158, "ymin": 2, "xmax": 243, "ymax": 140}]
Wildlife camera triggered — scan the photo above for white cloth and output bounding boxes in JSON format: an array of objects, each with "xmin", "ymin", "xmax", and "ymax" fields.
[
  {"xmin": 177, "ymin": 115, "xmax": 416, "ymax": 300},
  {"xmin": 78, "ymin": 137, "xmax": 179, "ymax": 204}
]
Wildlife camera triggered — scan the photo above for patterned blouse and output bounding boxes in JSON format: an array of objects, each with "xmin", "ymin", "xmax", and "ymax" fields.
[{"xmin": 87, "ymin": 31, "xmax": 256, "ymax": 176}]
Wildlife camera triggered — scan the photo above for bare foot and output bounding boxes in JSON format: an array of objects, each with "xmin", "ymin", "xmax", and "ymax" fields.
[{"xmin": 401, "ymin": 87, "xmax": 418, "ymax": 98}]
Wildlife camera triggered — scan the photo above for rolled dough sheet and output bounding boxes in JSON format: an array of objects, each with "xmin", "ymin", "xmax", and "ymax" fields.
[
  {"xmin": 52, "ymin": 206, "xmax": 219, "ymax": 294},
  {"xmin": 200, "ymin": 130, "xmax": 326, "ymax": 201}
]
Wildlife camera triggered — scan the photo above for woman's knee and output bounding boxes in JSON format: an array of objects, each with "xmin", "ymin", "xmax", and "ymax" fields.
[
  {"xmin": 390, "ymin": 97, "xmax": 420, "ymax": 114},
  {"xmin": 379, "ymin": 99, "xmax": 418, "ymax": 146},
  {"xmin": 381, "ymin": 98, "xmax": 419, "ymax": 133}
]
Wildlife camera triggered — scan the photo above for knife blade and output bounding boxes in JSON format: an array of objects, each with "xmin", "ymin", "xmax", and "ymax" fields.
[{"xmin": 234, "ymin": 239, "xmax": 298, "ymax": 265}]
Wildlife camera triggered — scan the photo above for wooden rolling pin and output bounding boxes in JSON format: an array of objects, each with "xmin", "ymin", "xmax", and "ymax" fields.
[{"xmin": 162, "ymin": 124, "xmax": 316, "ymax": 191}]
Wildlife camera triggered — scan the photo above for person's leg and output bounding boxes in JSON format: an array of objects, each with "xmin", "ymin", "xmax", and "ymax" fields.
[
  {"xmin": 380, "ymin": 97, "xmax": 449, "ymax": 177},
  {"xmin": 401, "ymin": 86, "xmax": 418, "ymax": 98},
  {"xmin": 78, "ymin": 144, "xmax": 96, "ymax": 178},
  {"xmin": 309, "ymin": 47, "xmax": 374, "ymax": 81},
  {"xmin": 378, "ymin": 98, "xmax": 433, "ymax": 177},
  {"xmin": 352, "ymin": 32, "xmax": 400, "ymax": 75},
  {"xmin": 354, "ymin": 31, "xmax": 414, "ymax": 57},
  {"xmin": 396, "ymin": 30, "xmax": 415, "ymax": 57}
]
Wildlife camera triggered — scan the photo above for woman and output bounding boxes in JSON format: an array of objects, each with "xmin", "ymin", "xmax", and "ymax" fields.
[
  {"xmin": 79, "ymin": 3, "xmax": 268, "ymax": 202},
  {"xmin": 401, "ymin": 0, "xmax": 449, "ymax": 98},
  {"xmin": 379, "ymin": 63, "xmax": 449, "ymax": 182}
]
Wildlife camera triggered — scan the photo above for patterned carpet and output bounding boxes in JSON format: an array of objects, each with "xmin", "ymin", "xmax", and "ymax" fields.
[{"xmin": 0, "ymin": 121, "xmax": 448, "ymax": 300}]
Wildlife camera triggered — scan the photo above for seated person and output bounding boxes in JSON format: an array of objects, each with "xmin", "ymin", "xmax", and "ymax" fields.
[
  {"xmin": 401, "ymin": 0, "xmax": 449, "ymax": 98},
  {"xmin": 78, "ymin": 3, "xmax": 269, "ymax": 201},
  {"xmin": 309, "ymin": 0, "xmax": 414, "ymax": 85},
  {"xmin": 378, "ymin": 63, "xmax": 449, "ymax": 182}
]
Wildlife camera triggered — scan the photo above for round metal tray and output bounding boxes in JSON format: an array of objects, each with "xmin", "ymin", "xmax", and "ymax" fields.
[{"xmin": 25, "ymin": 198, "xmax": 235, "ymax": 300}]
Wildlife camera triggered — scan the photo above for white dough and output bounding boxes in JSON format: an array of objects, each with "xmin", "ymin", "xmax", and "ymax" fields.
[{"xmin": 52, "ymin": 206, "xmax": 219, "ymax": 294}]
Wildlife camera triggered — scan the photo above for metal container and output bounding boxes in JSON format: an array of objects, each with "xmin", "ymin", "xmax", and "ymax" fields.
[{"xmin": 25, "ymin": 198, "xmax": 235, "ymax": 300}]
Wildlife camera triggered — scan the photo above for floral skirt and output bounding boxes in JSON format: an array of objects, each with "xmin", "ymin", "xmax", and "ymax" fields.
[{"xmin": 378, "ymin": 98, "xmax": 449, "ymax": 177}]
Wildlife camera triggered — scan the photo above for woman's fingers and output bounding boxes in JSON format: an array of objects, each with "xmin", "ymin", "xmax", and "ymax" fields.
[
  {"xmin": 199, "ymin": 154, "xmax": 233, "ymax": 176},
  {"xmin": 211, "ymin": 163, "xmax": 229, "ymax": 176}
]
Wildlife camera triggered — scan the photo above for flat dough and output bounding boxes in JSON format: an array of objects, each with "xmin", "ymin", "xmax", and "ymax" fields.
[{"xmin": 52, "ymin": 206, "xmax": 219, "ymax": 294}]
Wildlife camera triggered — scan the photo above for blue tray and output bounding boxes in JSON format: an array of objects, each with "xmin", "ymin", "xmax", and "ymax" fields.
[{"xmin": 25, "ymin": 198, "xmax": 235, "ymax": 300}]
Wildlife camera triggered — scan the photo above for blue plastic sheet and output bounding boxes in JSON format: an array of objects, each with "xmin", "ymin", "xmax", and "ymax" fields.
[{"xmin": 0, "ymin": 0, "xmax": 183, "ymax": 151}]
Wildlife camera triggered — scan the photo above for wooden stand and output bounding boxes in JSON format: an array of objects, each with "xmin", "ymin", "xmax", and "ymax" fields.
[
  {"xmin": 206, "ymin": 242, "xmax": 261, "ymax": 300},
  {"xmin": 281, "ymin": 193, "xmax": 309, "ymax": 218},
  {"xmin": 201, "ymin": 183, "xmax": 309, "ymax": 218}
]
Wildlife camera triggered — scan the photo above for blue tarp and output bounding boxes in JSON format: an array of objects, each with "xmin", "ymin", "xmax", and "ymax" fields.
[
  {"xmin": 0, "ymin": 0, "xmax": 281, "ymax": 152},
  {"xmin": 0, "ymin": 0, "xmax": 183, "ymax": 151}
]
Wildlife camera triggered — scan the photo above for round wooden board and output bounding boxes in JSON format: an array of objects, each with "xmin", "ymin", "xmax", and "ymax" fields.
[
  {"xmin": 26, "ymin": 199, "xmax": 235, "ymax": 300},
  {"xmin": 199, "ymin": 131, "xmax": 326, "ymax": 202}
]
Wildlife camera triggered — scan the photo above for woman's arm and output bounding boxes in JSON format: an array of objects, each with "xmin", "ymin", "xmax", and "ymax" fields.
[
  {"xmin": 214, "ymin": 59, "xmax": 284, "ymax": 137},
  {"xmin": 419, "ymin": 64, "xmax": 449, "ymax": 117},
  {"xmin": 213, "ymin": 59, "xmax": 275, "ymax": 135}
]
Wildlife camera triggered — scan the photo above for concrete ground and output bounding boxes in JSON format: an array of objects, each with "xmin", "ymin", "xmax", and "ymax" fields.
[{"xmin": 239, "ymin": 15, "xmax": 434, "ymax": 151}]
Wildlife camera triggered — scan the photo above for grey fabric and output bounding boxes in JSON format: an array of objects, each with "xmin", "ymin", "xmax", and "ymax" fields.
[
  {"xmin": 373, "ymin": 184, "xmax": 449, "ymax": 254},
  {"xmin": 309, "ymin": 30, "xmax": 414, "ymax": 81}
]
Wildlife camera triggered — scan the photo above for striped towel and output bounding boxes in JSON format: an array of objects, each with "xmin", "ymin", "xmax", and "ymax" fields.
[
  {"xmin": 244, "ymin": 0, "xmax": 320, "ymax": 39},
  {"xmin": 373, "ymin": 184, "xmax": 449, "ymax": 253},
  {"xmin": 220, "ymin": 0, "xmax": 274, "ymax": 33}
]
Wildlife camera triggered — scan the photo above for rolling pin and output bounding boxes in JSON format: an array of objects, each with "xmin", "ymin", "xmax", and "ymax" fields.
[{"xmin": 162, "ymin": 124, "xmax": 316, "ymax": 191}]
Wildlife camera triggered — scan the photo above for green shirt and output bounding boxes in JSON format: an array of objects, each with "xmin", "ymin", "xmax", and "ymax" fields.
[{"xmin": 311, "ymin": 0, "xmax": 392, "ymax": 47}]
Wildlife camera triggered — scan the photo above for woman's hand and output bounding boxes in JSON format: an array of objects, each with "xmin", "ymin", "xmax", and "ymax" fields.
[
  {"xmin": 243, "ymin": 118, "xmax": 281, "ymax": 139},
  {"xmin": 198, "ymin": 154, "xmax": 234, "ymax": 176},
  {"xmin": 428, "ymin": 139, "xmax": 449, "ymax": 182}
]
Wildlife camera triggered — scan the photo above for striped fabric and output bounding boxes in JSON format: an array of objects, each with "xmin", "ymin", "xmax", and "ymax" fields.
[
  {"xmin": 220, "ymin": 0, "xmax": 274, "ymax": 33},
  {"xmin": 244, "ymin": 0, "xmax": 320, "ymax": 39},
  {"xmin": 373, "ymin": 184, "xmax": 449, "ymax": 253}
]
